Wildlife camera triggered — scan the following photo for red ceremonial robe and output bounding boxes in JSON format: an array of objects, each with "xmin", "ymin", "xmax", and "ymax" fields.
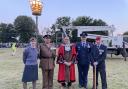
[{"xmin": 57, "ymin": 44, "xmax": 77, "ymax": 83}]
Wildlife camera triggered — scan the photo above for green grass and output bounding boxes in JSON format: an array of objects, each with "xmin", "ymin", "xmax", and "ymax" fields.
[{"xmin": 0, "ymin": 48, "xmax": 128, "ymax": 89}]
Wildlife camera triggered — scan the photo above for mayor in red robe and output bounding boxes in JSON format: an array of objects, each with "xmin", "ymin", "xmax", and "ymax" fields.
[{"xmin": 57, "ymin": 37, "xmax": 77, "ymax": 89}]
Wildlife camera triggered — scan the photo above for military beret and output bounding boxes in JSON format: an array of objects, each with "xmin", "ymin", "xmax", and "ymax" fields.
[{"xmin": 96, "ymin": 36, "xmax": 101, "ymax": 41}]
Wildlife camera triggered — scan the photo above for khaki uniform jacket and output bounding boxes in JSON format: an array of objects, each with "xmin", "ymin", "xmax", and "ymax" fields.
[{"xmin": 39, "ymin": 43, "xmax": 56, "ymax": 70}]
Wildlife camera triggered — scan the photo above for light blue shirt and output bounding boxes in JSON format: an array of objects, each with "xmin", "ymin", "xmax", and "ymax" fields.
[{"xmin": 81, "ymin": 42, "xmax": 86, "ymax": 47}]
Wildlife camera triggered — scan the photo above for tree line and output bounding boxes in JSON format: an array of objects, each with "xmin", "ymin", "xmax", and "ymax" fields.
[
  {"xmin": 0, "ymin": 15, "xmax": 127, "ymax": 43},
  {"xmin": 51, "ymin": 16, "xmax": 108, "ymax": 43},
  {"xmin": 0, "ymin": 16, "xmax": 36, "ymax": 43}
]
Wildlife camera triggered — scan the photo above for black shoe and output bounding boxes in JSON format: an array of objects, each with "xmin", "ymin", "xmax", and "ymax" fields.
[
  {"xmin": 61, "ymin": 83, "xmax": 66, "ymax": 87},
  {"xmin": 67, "ymin": 82, "xmax": 72, "ymax": 87},
  {"xmin": 83, "ymin": 86, "xmax": 88, "ymax": 89}
]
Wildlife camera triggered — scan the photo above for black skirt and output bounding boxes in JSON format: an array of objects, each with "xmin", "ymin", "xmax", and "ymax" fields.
[{"xmin": 22, "ymin": 65, "xmax": 38, "ymax": 82}]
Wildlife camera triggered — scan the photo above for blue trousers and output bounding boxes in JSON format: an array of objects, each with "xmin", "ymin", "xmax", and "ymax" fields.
[{"xmin": 77, "ymin": 64, "xmax": 89, "ymax": 88}]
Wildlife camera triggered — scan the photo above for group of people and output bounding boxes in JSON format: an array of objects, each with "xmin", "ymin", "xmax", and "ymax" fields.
[{"xmin": 22, "ymin": 32, "xmax": 107, "ymax": 89}]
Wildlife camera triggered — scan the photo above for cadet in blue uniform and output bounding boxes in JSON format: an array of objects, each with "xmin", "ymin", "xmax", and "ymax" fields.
[
  {"xmin": 91, "ymin": 36, "xmax": 107, "ymax": 89},
  {"xmin": 76, "ymin": 32, "xmax": 92, "ymax": 89},
  {"xmin": 22, "ymin": 37, "xmax": 38, "ymax": 89}
]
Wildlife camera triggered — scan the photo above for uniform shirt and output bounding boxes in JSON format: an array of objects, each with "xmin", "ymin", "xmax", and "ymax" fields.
[{"xmin": 23, "ymin": 46, "xmax": 38, "ymax": 65}]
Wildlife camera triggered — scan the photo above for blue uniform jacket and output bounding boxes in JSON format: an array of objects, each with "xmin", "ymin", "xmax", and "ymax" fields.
[
  {"xmin": 23, "ymin": 46, "xmax": 38, "ymax": 65},
  {"xmin": 76, "ymin": 42, "xmax": 93, "ymax": 65},
  {"xmin": 91, "ymin": 44, "xmax": 107, "ymax": 64}
]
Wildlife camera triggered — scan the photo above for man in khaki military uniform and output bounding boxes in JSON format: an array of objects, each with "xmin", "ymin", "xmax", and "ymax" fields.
[{"xmin": 39, "ymin": 35, "xmax": 56, "ymax": 89}]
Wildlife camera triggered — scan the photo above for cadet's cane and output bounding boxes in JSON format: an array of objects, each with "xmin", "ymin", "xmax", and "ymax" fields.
[{"xmin": 93, "ymin": 65, "xmax": 97, "ymax": 89}]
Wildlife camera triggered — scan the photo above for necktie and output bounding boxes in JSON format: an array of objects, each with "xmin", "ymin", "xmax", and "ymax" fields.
[
  {"xmin": 83, "ymin": 43, "xmax": 86, "ymax": 47},
  {"xmin": 97, "ymin": 45, "xmax": 100, "ymax": 49}
]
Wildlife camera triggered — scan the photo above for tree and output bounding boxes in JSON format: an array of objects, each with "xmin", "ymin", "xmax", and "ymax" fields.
[
  {"xmin": 72, "ymin": 16, "xmax": 108, "ymax": 42},
  {"xmin": 55, "ymin": 16, "xmax": 71, "ymax": 28},
  {"xmin": 14, "ymin": 15, "xmax": 36, "ymax": 43},
  {"xmin": 37, "ymin": 35, "xmax": 43, "ymax": 43},
  {"xmin": 51, "ymin": 16, "xmax": 71, "ymax": 43},
  {"xmin": 0, "ymin": 23, "xmax": 7, "ymax": 42},
  {"xmin": 72, "ymin": 16, "xmax": 93, "ymax": 26},
  {"xmin": 51, "ymin": 16, "xmax": 108, "ymax": 43},
  {"xmin": 72, "ymin": 16, "xmax": 107, "ymax": 26},
  {"xmin": 123, "ymin": 31, "xmax": 128, "ymax": 35},
  {"xmin": 92, "ymin": 19, "xmax": 107, "ymax": 26},
  {"xmin": 0, "ymin": 23, "xmax": 17, "ymax": 42}
]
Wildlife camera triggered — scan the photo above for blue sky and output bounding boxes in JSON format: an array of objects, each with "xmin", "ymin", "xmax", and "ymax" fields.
[{"xmin": 0, "ymin": 0, "xmax": 128, "ymax": 35}]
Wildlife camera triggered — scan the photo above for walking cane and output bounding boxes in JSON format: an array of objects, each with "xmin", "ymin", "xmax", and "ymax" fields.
[{"xmin": 93, "ymin": 65, "xmax": 97, "ymax": 89}]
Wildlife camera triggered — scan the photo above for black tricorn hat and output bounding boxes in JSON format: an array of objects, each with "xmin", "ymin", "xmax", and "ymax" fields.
[
  {"xmin": 43, "ymin": 35, "xmax": 51, "ymax": 38},
  {"xmin": 80, "ymin": 32, "xmax": 88, "ymax": 37}
]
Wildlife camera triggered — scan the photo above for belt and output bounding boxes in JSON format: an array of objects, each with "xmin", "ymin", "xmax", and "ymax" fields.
[{"xmin": 41, "ymin": 57, "xmax": 52, "ymax": 59}]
